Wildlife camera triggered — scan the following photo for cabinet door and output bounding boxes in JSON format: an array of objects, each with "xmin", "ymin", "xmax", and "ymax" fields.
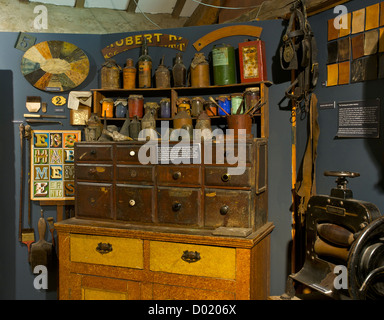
[
  {"xmin": 76, "ymin": 182, "xmax": 113, "ymax": 220},
  {"xmin": 204, "ymin": 188, "xmax": 252, "ymax": 228},
  {"xmin": 157, "ymin": 187, "xmax": 201, "ymax": 225},
  {"xmin": 116, "ymin": 184, "xmax": 154, "ymax": 223}
]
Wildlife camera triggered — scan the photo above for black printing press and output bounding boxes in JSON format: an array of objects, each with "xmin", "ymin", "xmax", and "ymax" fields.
[{"xmin": 284, "ymin": 171, "xmax": 384, "ymax": 300}]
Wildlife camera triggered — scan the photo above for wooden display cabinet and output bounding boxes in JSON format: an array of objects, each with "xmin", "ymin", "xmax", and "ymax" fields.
[{"xmin": 55, "ymin": 218, "xmax": 274, "ymax": 300}]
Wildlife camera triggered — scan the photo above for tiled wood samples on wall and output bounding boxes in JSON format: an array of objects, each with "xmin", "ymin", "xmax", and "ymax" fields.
[{"xmin": 327, "ymin": 3, "xmax": 384, "ymax": 86}]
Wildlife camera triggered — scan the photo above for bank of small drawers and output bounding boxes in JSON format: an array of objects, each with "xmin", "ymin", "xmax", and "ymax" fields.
[{"xmin": 74, "ymin": 140, "xmax": 267, "ymax": 233}]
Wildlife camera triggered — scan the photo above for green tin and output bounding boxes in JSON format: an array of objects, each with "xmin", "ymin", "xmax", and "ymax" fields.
[{"xmin": 212, "ymin": 44, "xmax": 236, "ymax": 85}]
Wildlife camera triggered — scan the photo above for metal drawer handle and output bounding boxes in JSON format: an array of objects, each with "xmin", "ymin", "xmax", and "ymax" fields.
[
  {"xmin": 181, "ymin": 250, "xmax": 201, "ymax": 263},
  {"xmin": 96, "ymin": 242, "xmax": 113, "ymax": 255},
  {"xmin": 172, "ymin": 171, "xmax": 181, "ymax": 180},
  {"xmin": 129, "ymin": 199, "xmax": 136, "ymax": 207},
  {"xmin": 172, "ymin": 201, "xmax": 182, "ymax": 212},
  {"xmin": 220, "ymin": 205, "xmax": 229, "ymax": 215},
  {"xmin": 129, "ymin": 150, "xmax": 136, "ymax": 156},
  {"xmin": 221, "ymin": 173, "xmax": 231, "ymax": 182}
]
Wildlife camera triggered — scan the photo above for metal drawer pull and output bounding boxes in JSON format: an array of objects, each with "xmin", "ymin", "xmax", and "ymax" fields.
[
  {"xmin": 172, "ymin": 201, "xmax": 182, "ymax": 212},
  {"xmin": 221, "ymin": 173, "xmax": 231, "ymax": 182},
  {"xmin": 129, "ymin": 150, "xmax": 136, "ymax": 156},
  {"xmin": 220, "ymin": 205, "xmax": 229, "ymax": 215},
  {"xmin": 96, "ymin": 242, "xmax": 113, "ymax": 255},
  {"xmin": 181, "ymin": 250, "xmax": 201, "ymax": 263},
  {"xmin": 129, "ymin": 199, "xmax": 136, "ymax": 207},
  {"xmin": 172, "ymin": 171, "xmax": 181, "ymax": 180}
]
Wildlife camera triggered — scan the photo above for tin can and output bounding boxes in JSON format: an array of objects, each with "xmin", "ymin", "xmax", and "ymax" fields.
[
  {"xmin": 101, "ymin": 59, "xmax": 121, "ymax": 89},
  {"xmin": 123, "ymin": 58, "xmax": 136, "ymax": 89},
  {"xmin": 244, "ymin": 87, "xmax": 260, "ymax": 112},
  {"xmin": 212, "ymin": 44, "xmax": 236, "ymax": 85},
  {"xmin": 100, "ymin": 98, "xmax": 114, "ymax": 118},
  {"xmin": 231, "ymin": 93, "xmax": 244, "ymax": 114},
  {"xmin": 204, "ymin": 101, "xmax": 217, "ymax": 116},
  {"xmin": 160, "ymin": 98, "xmax": 171, "ymax": 118},
  {"xmin": 216, "ymin": 95, "xmax": 231, "ymax": 116},
  {"xmin": 128, "ymin": 94, "xmax": 144, "ymax": 118}
]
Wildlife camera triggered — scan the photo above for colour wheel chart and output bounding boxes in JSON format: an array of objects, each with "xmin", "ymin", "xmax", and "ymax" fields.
[{"xmin": 21, "ymin": 40, "xmax": 89, "ymax": 92}]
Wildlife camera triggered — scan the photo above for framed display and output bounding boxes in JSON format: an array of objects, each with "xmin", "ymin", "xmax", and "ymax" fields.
[
  {"xmin": 30, "ymin": 130, "xmax": 81, "ymax": 201},
  {"xmin": 238, "ymin": 39, "xmax": 267, "ymax": 83},
  {"xmin": 21, "ymin": 40, "xmax": 89, "ymax": 92}
]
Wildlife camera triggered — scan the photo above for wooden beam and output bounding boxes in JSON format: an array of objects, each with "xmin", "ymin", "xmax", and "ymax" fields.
[
  {"xmin": 227, "ymin": 0, "xmax": 352, "ymax": 22},
  {"xmin": 172, "ymin": 0, "xmax": 187, "ymax": 18},
  {"xmin": 75, "ymin": 0, "xmax": 85, "ymax": 8},
  {"xmin": 184, "ymin": 0, "xmax": 222, "ymax": 27},
  {"xmin": 127, "ymin": 0, "xmax": 138, "ymax": 13}
]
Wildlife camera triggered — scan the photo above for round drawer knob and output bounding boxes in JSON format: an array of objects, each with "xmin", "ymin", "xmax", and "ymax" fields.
[
  {"xmin": 221, "ymin": 173, "xmax": 231, "ymax": 182},
  {"xmin": 220, "ymin": 205, "xmax": 229, "ymax": 215},
  {"xmin": 172, "ymin": 171, "xmax": 181, "ymax": 180},
  {"xmin": 129, "ymin": 150, "xmax": 136, "ymax": 156},
  {"xmin": 172, "ymin": 201, "xmax": 182, "ymax": 212},
  {"xmin": 129, "ymin": 199, "xmax": 136, "ymax": 207}
]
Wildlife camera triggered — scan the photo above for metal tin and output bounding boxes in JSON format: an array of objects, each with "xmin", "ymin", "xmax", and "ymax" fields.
[
  {"xmin": 231, "ymin": 93, "xmax": 244, "ymax": 114},
  {"xmin": 128, "ymin": 94, "xmax": 144, "ymax": 118},
  {"xmin": 212, "ymin": 44, "xmax": 236, "ymax": 85},
  {"xmin": 204, "ymin": 101, "xmax": 217, "ymax": 116},
  {"xmin": 123, "ymin": 58, "xmax": 136, "ymax": 89},
  {"xmin": 216, "ymin": 95, "xmax": 231, "ymax": 116},
  {"xmin": 101, "ymin": 59, "xmax": 121, "ymax": 89},
  {"xmin": 100, "ymin": 98, "xmax": 114, "ymax": 118}
]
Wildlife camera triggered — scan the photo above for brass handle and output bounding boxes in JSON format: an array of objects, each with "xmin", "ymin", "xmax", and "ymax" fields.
[
  {"xmin": 172, "ymin": 171, "xmax": 181, "ymax": 180},
  {"xmin": 172, "ymin": 201, "xmax": 182, "ymax": 212},
  {"xmin": 96, "ymin": 242, "xmax": 113, "ymax": 255},
  {"xmin": 181, "ymin": 250, "xmax": 201, "ymax": 263},
  {"xmin": 129, "ymin": 199, "xmax": 136, "ymax": 207},
  {"xmin": 221, "ymin": 173, "xmax": 231, "ymax": 182},
  {"xmin": 220, "ymin": 205, "xmax": 229, "ymax": 215}
]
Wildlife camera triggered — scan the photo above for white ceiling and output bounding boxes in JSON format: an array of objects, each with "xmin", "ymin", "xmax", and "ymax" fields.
[{"xmin": 28, "ymin": 0, "xmax": 199, "ymax": 17}]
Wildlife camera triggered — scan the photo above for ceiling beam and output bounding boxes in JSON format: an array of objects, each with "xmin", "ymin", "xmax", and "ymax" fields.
[
  {"xmin": 127, "ymin": 0, "xmax": 138, "ymax": 13},
  {"xmin": 172, "ymin": 0, "xmax": 186, "ymax": 18},
  {"xmin": 227, "ymin": 0, "xmax": 352, "ymax": 22},
  {"xmin": 184, "ymin": 0, "xmax": 222, "ymax": 27},
  {"xmin": 75, "ymin": 0, "xmax": 85, "ymax": 8}
]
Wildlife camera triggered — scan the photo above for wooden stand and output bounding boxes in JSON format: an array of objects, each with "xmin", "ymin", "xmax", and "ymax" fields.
[{"xmin": 55, "ymin": 218, "xmax": 274, "ymax": 300}]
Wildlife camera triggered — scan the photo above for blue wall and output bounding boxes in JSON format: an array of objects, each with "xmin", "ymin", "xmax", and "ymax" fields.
[{"xmin": 0, "ymin": 19, "xmax": 297, "ymax": 299}]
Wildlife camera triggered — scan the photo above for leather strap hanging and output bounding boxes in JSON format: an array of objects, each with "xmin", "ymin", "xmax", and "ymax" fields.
[{"xmin": 295, "ymin": 93, "xmax": 319, "ymax": 224}]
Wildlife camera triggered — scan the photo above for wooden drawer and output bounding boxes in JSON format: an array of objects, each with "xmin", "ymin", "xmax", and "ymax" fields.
[
  {"xmin": 76, "ymin": 182, "xmax": 113, "ymax": 220},
  {"xmin": 75, "ymin": 145, "xmax": 113, "ymax": 162},
  {"xmin": 149, "ymin": 241, "xmax": 236, "ymax": 279},
  {"xmin": 116, "ymin": 144, "xmax": 156, "ymax": 164},
  {"xmin": 204, "ymin": 189, "xmax": 252, "ymax": 228},
  {"xmin": 209, "ymin": 142, "xmax": 253, "ymax": 164},
  {"xmin": 204, "ymin": 166, "xmax": 252, "ymax": 188},
  {"xmin": 75, "ymin": 164, "xmax": 113, "ymax": 182},
  {"xmin": 157, "ymin": 165, "xmax": 201, "ymax": 186},
  {"xmin": 70, "ymin": 234, "xmax": 143, "ymax": 269},
  {"xmin": 157, "ymin": 187, "xmax": 201, "ymax": 225},
  {"xmin": 116, "ymin": 165, "xmax": 154, "ymax": 184},
  {"xmin": 116, "ymin": 184, "xmax": 154, "ymax": 223}
]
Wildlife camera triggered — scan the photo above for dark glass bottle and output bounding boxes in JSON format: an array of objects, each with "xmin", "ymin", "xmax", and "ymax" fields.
[
  {"xmin": 138, "ymin": 39, "xmax": 152, "ymax": 88},
  {"xmin": 172, "ymin": 52, "xmax": 187, "ymax": 87}
]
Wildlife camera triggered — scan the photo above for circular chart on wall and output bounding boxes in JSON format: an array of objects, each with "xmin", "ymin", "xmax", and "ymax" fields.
[{"xmin": 20, "ymin": 40, "xmax": 90, "ymax": 92}]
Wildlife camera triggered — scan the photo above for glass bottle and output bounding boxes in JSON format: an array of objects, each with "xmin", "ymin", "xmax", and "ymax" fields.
[
  {"xmin": 123, "ymin": 58, "xmax": 136, "ymax": 89},
  {"xmin": 138, "ymin": 39, "xmax": 152, "ymax": 88},
  {"xmin": 172, "ymin": 52, "xmax": 187, "ymax": 87}
]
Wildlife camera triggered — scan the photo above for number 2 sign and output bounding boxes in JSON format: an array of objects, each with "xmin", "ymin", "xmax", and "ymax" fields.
[{"xmin": 51, "ymin": 96, "xmax": 66, "ymax": 106}]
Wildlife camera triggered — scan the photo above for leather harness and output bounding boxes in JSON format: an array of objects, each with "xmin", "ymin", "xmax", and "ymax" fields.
[{"xmin": 280, "ymin": 0, "xmax": 319, "ymax": 112}]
